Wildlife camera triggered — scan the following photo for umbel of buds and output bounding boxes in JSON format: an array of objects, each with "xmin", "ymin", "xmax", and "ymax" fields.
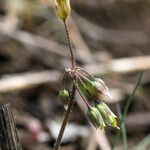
[
  {"xmin": 87, "ymin": 107, "xmax": 105, "ymax": 130},
  {"xmin": 55, "ymin": 0, "xmax": 71, "ymax": 21},
  {"xmin": 59, "ymin": 66, "xmax": 119, "ymax": 130},
  {"xmin": 59, "ymin": 89, "xmax": 69, "ymax": 104}
]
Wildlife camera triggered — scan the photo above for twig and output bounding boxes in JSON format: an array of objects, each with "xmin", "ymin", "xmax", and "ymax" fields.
[
  {"xmin": 0, "ymin": 21, "xmax": 68, "ymax": 57},
  {"xmin": 0, "ymin": 21, "xmax": 88, "ymax": 64},
  {"xmin": 0, "ymin": 103, "xmax": 21, "ymax": 150},
  {"xmin": 126, "ymin": 112, "xmax": 150, "ymax": 127},
  {"xmin": 0, "ymin": 71, "xmax": 60, "ymax": 93},
  {"xmin": 0, "ymin": 55, "xmax": 149, "ymax": 93},
  {"xmin": 84, "ymin": 55, "xmax": 150, "ymax": 75}
]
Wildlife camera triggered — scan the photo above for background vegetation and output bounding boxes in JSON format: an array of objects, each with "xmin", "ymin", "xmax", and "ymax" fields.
[{"xmin": 0, "ymin": 0, "xmax": 150, "ymax": 149}]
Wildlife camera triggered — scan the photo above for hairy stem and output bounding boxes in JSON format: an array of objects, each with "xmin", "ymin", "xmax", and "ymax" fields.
[
  {"xmin": 53, "ymin": 19, "xmax": 77, "ymax": 150},
  {"xmin": 63, "ymin": 20, "xmax": 76, "ymax": 69},
  {"xmin": 53, "ymin": 84, "xmax": 76, "ymax": 150}
]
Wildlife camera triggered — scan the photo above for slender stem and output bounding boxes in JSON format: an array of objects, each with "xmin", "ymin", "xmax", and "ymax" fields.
[
  {"xmin": 76, "ymin": 67, "xmax": 94, "ymax": 80},
  {"xmin": 76, "ymin": 71, "xmax": 91, "ymax": 83},
  {"xmin": 53, "ymin": 19, "xmax": 77, "ymax": 150},
  {"xmin": 53, "ymin": 84, "xmax": 76, "ymax": 150},
  {"xmin": 111, "ymin": 72, "xmax": 143, "ymax": 150},
  {"xmin": 121, "ymin": 119, "xmax": 128, "ymax": 150},
  {"xmin": 123, "ymin": 72, "xmax": 143, "ymax": 120},
  {"xmin": 71, "ymin": 78, "xmax": 90, "ymax": 109},
  {"xmin": 63, "ymin": 20, "xmax": 76, "ymax": 69},
  {"xmin": 76, "ymin": 86, "xmax": 90, "ymax": 109}
]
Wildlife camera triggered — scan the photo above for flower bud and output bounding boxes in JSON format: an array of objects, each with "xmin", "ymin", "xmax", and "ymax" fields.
[
  {"xmin": 95, "ymin": 102, "xmax": 119, "ymax": 129},
  {"xmin": 87, "ymin": 107, "xmax": 105, "ymax": 130},
  {"xmin": 77, "ymin": 77, "xmax": 112, "ymax": 102},
  {"xmin": 59, "ymin": 89, "xmax": 69, "ymax": 104},
  {"xmin": 55, "ymin": 0, "xmax": 71, "ymax": 21},
  {"xmin": 78, "ymin": 80, "xmax": 91, "ymax": 99},
  {"xmin": 90, "ymin": 78, "xmax": 112, "ymax": 99}
]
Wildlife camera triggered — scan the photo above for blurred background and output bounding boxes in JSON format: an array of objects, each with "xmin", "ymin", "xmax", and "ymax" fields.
[{"xmin": 0, "ymin": 0, "xmax": 150, "ymax": 149}]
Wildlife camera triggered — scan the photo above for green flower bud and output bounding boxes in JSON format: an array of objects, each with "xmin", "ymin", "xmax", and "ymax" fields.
[
  {"xmin": 78, "ymin": 77, "xmax": 112, "ymax": 100},
  {"xmin": 91, "ymin": 78, "xmax": 112, "ymax": 99},
  {"xmin": 87, "ymin": 107, "xmax": 105, "ymax": 130},
  {"xmin": 95, "ymin": 102, "xmax": 119, "ymax": 129},
  {"xmin": 59, "ymin": 89, "xmax": 69, "ymax": 104},
  {"xmin": 78, "ymin": 80, "xmax": 91, "ymax": 99},
  {"xmin": 55, "ymin": 0, "xmax": 71, "ymax": 21}
]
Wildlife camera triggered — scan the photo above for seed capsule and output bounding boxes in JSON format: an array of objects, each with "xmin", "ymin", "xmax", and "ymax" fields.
[
  {"xmin": 59, "ymin": 89, "xmax": 69, "ymax": 104},
  {"xmin": 55, "ymin": 0, "xmax": 71, "ymax": 21},
  {"xmin": 78, "ymin": 77, "xmax": 112, "ymax": 100},
  {"xmin": 91, "ymin": 78, "xmax": 112, "ymax": 99},
  {"xmin": 95, "ymin": 102, "xmax": 119, "ymax": 129},
  {"xmin": 87, "ymin": 107, "xmax": 105, "ymax": 130},
  {"xmin": 78, "ymin": 80, "xmax": 91, "ymax": 99}
]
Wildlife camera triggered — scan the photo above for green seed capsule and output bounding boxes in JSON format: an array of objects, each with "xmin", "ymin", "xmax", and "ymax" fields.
[
  {"xmin": 87, "ymin": 107, "xmax": 105, "ymax": 130},
  {"xmin": 78, "ymin": 77, "xmax": 112, "ymax": 100},
  {"xmin": 59, "ymin": 89, "xmax": 69, "ymax": 104},
  {"xmin": 91, "ymin": 78, "xmax": 112, "ymax": 99},
  {"xmin": 55, "ymin": 0, "xmax": 71, "ymax": 21},
  {"xmin": 78, "ymin": 80, "xmax": 91, "ymax": 99},
  {"xmin": 95, "ymin": 102, "xmax": 119, "ymax": 129}
]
